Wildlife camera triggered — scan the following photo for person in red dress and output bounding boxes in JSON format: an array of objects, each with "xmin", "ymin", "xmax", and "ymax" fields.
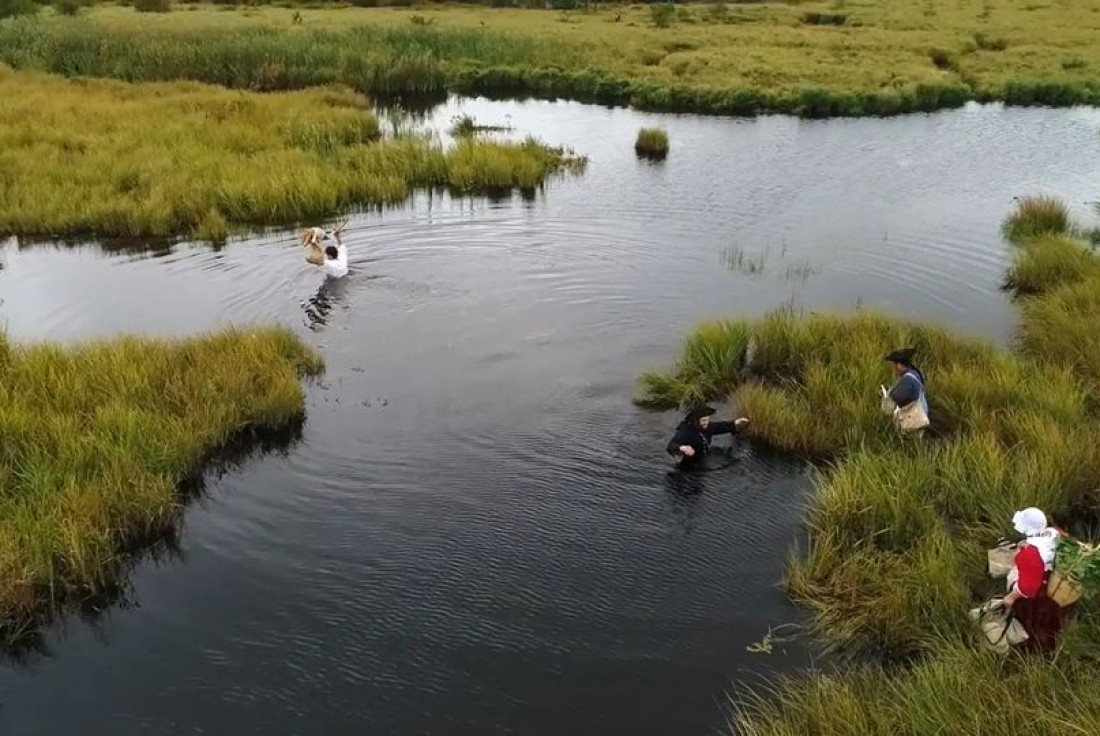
[{"xmin": 1002, "ymin": 507, "xmax": 1076, "ymax": 653}]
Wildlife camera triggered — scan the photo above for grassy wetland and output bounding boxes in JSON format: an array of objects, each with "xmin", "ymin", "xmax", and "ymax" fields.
[
  {"xmin": 0, "ymin": 65, "xmax": 582, "ymax": 242},
  {"xmin": 3, "ymin": 1, "xmax": 1100, "ymax": 116},
  {"xmin": 0, "ymin": 326, "xmax": 323, "ymax": 641},
  {"xmin": 638, "ymin": 196, "xmax": 1100, "ymax": 732}
]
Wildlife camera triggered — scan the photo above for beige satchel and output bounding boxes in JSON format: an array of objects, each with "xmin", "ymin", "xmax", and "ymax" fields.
[
  {"xmin": 987, "ymin": 543, "xmax": 1017, "ymax": 578},
  {"xmin": 894, "ymin": 399, "xmax": 930, "ymax": 433},
  {"xmin": 970, "ymin": 599, "xmax": 1028, "ymax": 654}
]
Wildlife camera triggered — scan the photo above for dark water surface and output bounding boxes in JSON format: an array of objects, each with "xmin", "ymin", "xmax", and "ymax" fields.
[{"xmin": 1, "ymin": 98, "xmax": 1099, "ymax": 735}]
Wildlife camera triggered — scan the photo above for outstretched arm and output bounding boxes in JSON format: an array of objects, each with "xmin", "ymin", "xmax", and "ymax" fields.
[{"xmin": 706, "ymin": 418, "xmax": 750, "ymax": 437}]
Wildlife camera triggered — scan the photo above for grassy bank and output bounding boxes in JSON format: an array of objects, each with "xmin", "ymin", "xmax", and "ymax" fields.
[
  {"xmin": 0, "ymin": 65, "xmax": 581, "ymax": 241},
  {"xmin": 0, "ymin": 326, "xmax": 322, "ymax": 640},
  {"xmin": 638, "ymin": 196, "xmax": 1100, "ymax": 731},
  {"xmin": 3, "ymin": 2, "xmax": 1100, "ymax": 116}
]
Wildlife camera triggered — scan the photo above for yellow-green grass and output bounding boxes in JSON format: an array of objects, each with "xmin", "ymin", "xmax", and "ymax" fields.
[
  {"xmin": 639, "ymin": 196, "xmax": 1100, "ymax": 730},
  {"xmin": 634, "ymin": 126, "xmax": 668, "ymax": 159},
  {"xmin": 4, "ymin": 1, "xmax": 1100, "ymax": 116},
  {"xmin": 0, "ymin": 66, "xmax": 581, "ymax": 241},
  {"xmin": 0, "ymin": 326, "xmax": 322, "ymax": 640},
  {"xmin": 1001, "ymin": 194, "xmax": 1072, "ymax": 244},
  {"xmin": 734, "ymin": 638, "xmax": 1100, "ymax": 736}
]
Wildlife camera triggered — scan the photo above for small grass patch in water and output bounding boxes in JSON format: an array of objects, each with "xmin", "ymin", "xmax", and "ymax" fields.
[
  {"xmin": 448, "ymin": 113, "xmax": 512, "ymax": 138},
  {"xmin": 634, "ymin": 126, "xmax": 669, "ymax": 159},
  {"xmin": 0, "ymin": 326, "xmax": 322, "ymax": 639},
  {"xmin": 1002, "ymin": 194, "xmax": 1071, "ymax": 243},
  {"xmin": 0, "ymin": 68, "xmax": 582, "ymax": 241}
]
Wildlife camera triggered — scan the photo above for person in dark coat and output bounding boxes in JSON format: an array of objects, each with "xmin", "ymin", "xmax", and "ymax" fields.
[{"xmin": 666, "ymin": 406, "xmax": 749, "ymax": 469}]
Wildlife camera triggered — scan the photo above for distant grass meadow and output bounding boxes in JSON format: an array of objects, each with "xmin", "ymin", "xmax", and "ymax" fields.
[
  {"xmin": 1, "ymin": 1, "xmax": 1100, "ymax": 117},
  {"xmin": 0, "ymin": 65, "xmax": 583, "ymax": 241},
  {"xmin": 638, "ymin": 197, "xmax": 1100, "ymax": 732},
  {"xmin": 0, "ymin": 327, "xmax": 323, "ymax": 642}
]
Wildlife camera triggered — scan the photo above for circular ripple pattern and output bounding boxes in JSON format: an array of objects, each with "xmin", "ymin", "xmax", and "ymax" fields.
[{"xmin": 1, "ymin": 100, "xmax": 1100, "ymax": 736}]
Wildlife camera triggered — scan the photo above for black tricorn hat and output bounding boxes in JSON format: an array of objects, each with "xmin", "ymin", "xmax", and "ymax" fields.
[
  {"xmin": 885, "ymin": 347, "xmax": 916, "ymax": 365},
  {"xmin": 685, "ymin": 405, "xmax": 717, "ymax": 423}
]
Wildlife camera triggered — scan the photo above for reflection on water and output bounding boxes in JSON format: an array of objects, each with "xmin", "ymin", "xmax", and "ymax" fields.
[{"xmin": 1, "ymin": 98, "xmax": 1099, "ymax": 735}]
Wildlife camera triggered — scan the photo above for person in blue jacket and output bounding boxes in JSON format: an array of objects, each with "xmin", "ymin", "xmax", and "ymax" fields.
[{"xmin": 884, "ymin": 347, "xmax": 929, "ymax": 419}]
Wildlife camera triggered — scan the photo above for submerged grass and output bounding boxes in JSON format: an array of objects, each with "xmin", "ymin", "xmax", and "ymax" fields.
[
  {"xmin": 639, "ymin": 195, "xmax": 1100, "ymax": 731},
  {"xmin": 0, "ymin": 66, "xmax": 581, "ymax": 241},
  {"xmin": 6, "ymin": 2, "xmax": 1100, "ymax": 117},
  {"xmin": 0, "ymin": 326, "xmax": 322, "ymax": 638}
]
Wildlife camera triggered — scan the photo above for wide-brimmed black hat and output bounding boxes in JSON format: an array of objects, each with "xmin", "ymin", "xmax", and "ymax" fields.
[
  {"xmin": 885, "ymin": 347, "xmax": 916, "ymax": 365},
  {"xmin": 685, "ymin": 405, "xmax": 717, "ymax": 423}
]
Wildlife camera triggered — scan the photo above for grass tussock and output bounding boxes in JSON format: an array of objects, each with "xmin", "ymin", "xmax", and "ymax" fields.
[
  {"xmin": 634, "ymin": 126, "xmax": 669, "ymax": 159},
  {"xmin": 7, "ymin": 3, "xmax": 1100, "ymax": 117},
  {"xmin": 1002, "ymin": 194, "xmax": 1071, "ymax": 243},
  {"xmin": 1004, "ymin": 234, "xmax": 1100, "ymax": 295},
  {"xmin": 734, "ymin": 641, "xmax": 1100, "ymax": 735},
  {"xmin": 0, "ymin": 68, "xmax": 581, "ymax": 241},
  {"xmin": 641, "ymin": 200, "xmax": 1100, "ymax": 730},
  {"xmin": 0, "ymin": 326, "xmax": 322, "ymax": 637}
]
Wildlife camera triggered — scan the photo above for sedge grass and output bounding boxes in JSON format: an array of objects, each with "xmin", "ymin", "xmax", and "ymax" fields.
[
  {"xmin": 7, "ymin": 2, "xmax": 1100, "ymax": 117},
  {"xmin": 733, "ymin": 640, "xmax": 1100, "ymax": 736},
  {"xmin": 634, "ymin": 126, "xmax": 669, "ymax": 159},
  {"xmin": 641, "ymin": 199, "xmax": 1100, "ymax": 731},
  {"xmin": 0, "ymin": 326, "xmax": 322, "ymax": 639},
  {"xmin": 1004, "ymin": 234, "xmax": 1100, "ymax": 296},
  {"xmin": 1001, "ymin": 194, "xmax": 1071, "ymax": 244},
  {"xmin": 0, "ymin": 66, "xmax": 581, "ymax": 241}
]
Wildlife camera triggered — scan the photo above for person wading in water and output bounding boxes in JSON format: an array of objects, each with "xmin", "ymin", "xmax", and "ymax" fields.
[{"xmin": 666, "ymin": 406, "xmax": 749, "ymax": 470}]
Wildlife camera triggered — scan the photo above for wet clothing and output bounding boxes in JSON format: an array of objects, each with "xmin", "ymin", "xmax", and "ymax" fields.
[
  {"xmin": 323, "ymin": 243, "xmax": 349, "ymax": 279},
  {"xmin": 889, "ymin": 367, "xmax": 928, "ymax": 416},
  {"xmin": 666, "ymin": 419, "xmax": 742, "ymax": 468}
]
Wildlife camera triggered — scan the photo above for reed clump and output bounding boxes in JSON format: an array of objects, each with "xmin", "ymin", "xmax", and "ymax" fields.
[
  {"xmin": 640, "ymin": 194, "xmax": 1100, "ymax": 731},
  {"xmin": 1001, "ymin": 195, "xmax": 1071, "ymax": 243},
  {"xmin": 634, "ymin": 126, "xmax": 669, "ymax": 159},
  {"xmin": 1003, "ymin": 234, "xmax": 1100, "ymax": 296},
  {"xmin": 0, "ymin": 68, "xmax": 581, "ymax": 241},
  {"xmin": 7, "ymin": 3, "xmax": 1100, "ymax": 118},
  {"xmin": 0, "ymin": 326, "xmax": 323, "ymax": 638}
]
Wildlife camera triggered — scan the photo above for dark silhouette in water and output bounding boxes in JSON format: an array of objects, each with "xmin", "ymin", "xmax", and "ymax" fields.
[
  {"xmin": 666, "ymin": 406, "xmax": 749, "ymax": 470},
  {"xmin": 302, "ymin": 273, "xmax": 351, "ymax": 331}
]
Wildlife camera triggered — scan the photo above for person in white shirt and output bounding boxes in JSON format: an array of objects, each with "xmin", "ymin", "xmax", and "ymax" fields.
[{"xmin": 322, "ymin": 241, "xmax": 348, "ymax": 279}]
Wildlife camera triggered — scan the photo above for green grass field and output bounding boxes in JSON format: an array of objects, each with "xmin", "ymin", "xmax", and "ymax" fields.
[
  {"xmin": 639, "ymin": 198, "xmax": 1100, "ymax": 732},
  {"xmin": 3, "ymin": 1, "xmax": 1100, "ymax": 116},
  {"xmin": 0, "ymin": 65, "xmax": 581, "ymax": 241},
  {"xmin": 0, "ymin": 326, "xmax": 322, "ymax": 642}
]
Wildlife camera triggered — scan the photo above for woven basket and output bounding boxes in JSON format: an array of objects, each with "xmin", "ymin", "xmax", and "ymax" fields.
[{"xmin": 1047, "ymin": 569, "xmax": 1083, "ymax": 607}]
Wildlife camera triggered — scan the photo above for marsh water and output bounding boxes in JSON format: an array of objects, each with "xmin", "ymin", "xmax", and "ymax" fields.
[{"xmin": 1, "ymin": 97, "xmax": 1100, "ymax": 735}]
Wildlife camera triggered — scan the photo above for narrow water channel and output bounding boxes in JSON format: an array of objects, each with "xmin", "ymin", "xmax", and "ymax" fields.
[{"xmin": 0, "ymin": 97, "xmax": 1098, "ymax": 735}]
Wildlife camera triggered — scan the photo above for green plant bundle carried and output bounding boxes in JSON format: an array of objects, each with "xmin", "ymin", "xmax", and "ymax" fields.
[{"xmin": 1049, "ymin": 535, "xmax": 1100, "ymax": 606}]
